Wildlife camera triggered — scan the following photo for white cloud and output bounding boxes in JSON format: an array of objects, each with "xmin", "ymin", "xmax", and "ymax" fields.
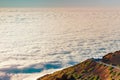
[{"xmin": 0, "ymin": 8, "xmax": 120, "ymax": 80}]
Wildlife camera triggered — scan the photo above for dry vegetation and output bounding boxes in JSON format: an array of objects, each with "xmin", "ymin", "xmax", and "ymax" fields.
[{"xmin": 37, "ymin": 51, "xmax": 120, "ymax": 80}]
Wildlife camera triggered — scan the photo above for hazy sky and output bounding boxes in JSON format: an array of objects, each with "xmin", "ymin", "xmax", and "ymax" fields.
[{"xmin": 0, "ymin": 0, "xmax": 120, "ymax": 7}]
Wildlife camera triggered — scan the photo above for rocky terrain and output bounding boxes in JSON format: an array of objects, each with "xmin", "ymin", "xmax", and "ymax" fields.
[{"xmin": 37, "ymin": 51, "xmax": 120, "ymax": 80}]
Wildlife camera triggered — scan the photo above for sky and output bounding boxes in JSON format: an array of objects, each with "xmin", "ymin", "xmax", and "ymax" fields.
[{"xmin": 0, "ymin": 0, "xmax": 120, "ymax": 7}]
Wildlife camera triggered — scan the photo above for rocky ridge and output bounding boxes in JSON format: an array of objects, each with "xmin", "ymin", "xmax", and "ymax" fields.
[{"xmin": 37, "ymin": 51, "xmax": 120, "ymax": 80}]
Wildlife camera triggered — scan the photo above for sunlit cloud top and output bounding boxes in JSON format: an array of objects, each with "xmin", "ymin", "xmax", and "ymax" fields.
[{"xmin": 0, "ymin": 0, "xmax": 120, "ymax": 7}]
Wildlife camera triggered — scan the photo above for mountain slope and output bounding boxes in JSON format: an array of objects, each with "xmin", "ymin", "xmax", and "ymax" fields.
[
  {"xmin": 37, "ymin": 51, "xmax": 120, "ymax": 80},
  {"xmin": 102, "ymin": 51, "xmax": 120, "ymax": 66}
]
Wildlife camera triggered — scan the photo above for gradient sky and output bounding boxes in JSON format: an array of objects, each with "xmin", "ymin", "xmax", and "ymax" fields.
[{"xmin": 0, "ymin": 0, "xmax": 120, "ymax": 7}]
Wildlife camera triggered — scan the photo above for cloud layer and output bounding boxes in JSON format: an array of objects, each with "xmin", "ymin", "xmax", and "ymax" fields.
[{"xmin": 0, "ymin": 8, "xmax": 120, "ymax": 80}]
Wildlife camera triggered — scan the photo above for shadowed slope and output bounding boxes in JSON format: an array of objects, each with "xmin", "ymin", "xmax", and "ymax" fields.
[{"xmin": 102, "ymin": 51, "xmax": 120, "ymax": 66}]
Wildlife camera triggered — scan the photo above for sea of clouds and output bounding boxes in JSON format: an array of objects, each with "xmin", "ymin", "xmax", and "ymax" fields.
[{"xmin": 0, "ymin": 8, "xmax": 120, "ymax": 80}]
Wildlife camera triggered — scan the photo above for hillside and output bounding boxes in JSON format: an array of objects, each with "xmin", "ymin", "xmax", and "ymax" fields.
[
  {"xmin": 37, "ymin": 51, "xmax": 120, "ymax": 80},
  {"xmin": 102, "ymin": 51, "xmax": 120, "ymax": 66}
]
